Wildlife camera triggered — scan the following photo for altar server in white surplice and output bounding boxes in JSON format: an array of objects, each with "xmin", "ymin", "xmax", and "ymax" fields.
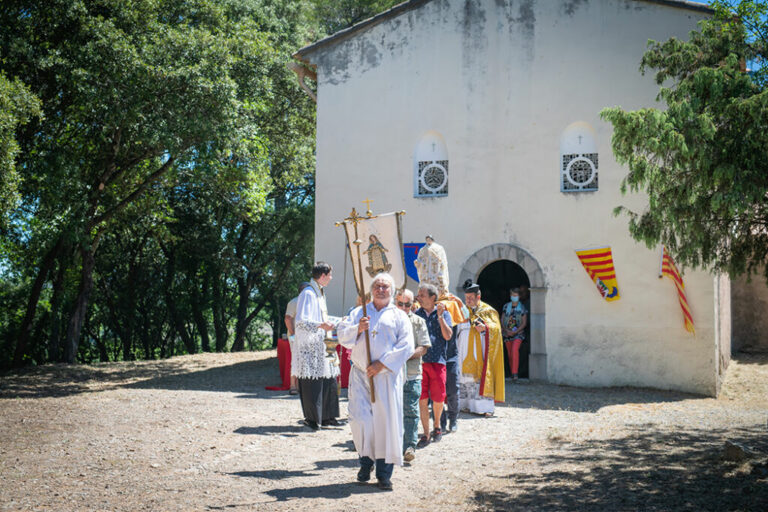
[
  {"xmin": 337, "ymin": 273, "xmax": 414, "ymax": 491},
  {"xmin": 294, "ymin": 262, "xmax": 340, "ymax": 431}
]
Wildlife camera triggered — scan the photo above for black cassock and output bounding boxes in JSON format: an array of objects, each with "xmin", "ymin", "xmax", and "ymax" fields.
[{"xmin": 298, "ymin": 377, "xmax": 339, "ymax": 425}]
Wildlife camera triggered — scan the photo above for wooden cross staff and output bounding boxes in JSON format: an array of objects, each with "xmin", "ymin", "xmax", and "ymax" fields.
[{"xmin": 335, "ymin": 207, "xmax": 376, "ymax": 403}]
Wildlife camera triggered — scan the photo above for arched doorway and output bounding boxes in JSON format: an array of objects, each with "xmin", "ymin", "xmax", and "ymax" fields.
[
  {"xmin": 478, "ymin": 260, "xmax": 531, "ymax": 378},
  {"xmin": 456, "ymin": 243, "xmax": 547, "ymax": 381}
]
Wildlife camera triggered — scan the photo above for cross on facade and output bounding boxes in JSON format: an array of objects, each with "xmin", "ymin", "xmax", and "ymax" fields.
[
  {"xmin": 432, "ymin": 142, "xmax": 436, "ymax": 152},
  {"xmin": 578, "ymin": 135, "xmax": 583, "ymax": 144}
]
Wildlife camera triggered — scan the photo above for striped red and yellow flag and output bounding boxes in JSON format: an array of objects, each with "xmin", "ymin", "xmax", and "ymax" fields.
[
  {"xmin": 575, "ymin": 246, "xmax": 620, "ymax": 301},
  {"xmin": 661, "ymin": 247, "xmax": 695, "ymax": 334}
]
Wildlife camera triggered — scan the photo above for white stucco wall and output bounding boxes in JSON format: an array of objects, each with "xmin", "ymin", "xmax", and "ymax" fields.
[{"xmin": 304, "ymin": 0, "xmax": 720, "ymax": 395}]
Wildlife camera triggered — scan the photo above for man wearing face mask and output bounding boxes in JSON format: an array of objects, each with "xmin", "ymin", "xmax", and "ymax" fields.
[{"xmin": 501, "ymin": 287, "xmax": 528, "ymax": 381}]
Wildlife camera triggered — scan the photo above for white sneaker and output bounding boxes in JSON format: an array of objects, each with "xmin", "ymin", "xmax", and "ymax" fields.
[{"xmin": 403, "ymin": 447, "xmax": 415, "ymax": 462}]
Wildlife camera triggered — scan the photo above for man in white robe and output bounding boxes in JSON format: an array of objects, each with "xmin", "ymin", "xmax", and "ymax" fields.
[
  {"xmin": 294, "ymin": 262, "xmax": 340, "ymax": 430},
  {"xmin": 337, "ymin": 273, "xmax": 414, "ymax": 491}
]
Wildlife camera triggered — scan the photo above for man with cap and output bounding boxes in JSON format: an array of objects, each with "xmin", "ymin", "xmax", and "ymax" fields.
[{"xmin": 456, "ymin": 279, "xmax": 505, "ymax": 416}]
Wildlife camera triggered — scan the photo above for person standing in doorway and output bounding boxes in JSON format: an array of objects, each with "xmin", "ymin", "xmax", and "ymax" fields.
[
  {"xmin": 294, "ymin": 262, "xmax": 340, "ymax": 430},
  {"xmin": 501, "ymin": 287, "xmax": 528, "ymax": 381}
]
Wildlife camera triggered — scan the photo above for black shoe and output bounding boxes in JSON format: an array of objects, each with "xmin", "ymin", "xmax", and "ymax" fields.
[
  {"xmin": 416, "ymin": 435, "xmax": 430, "ymax": 448},
  {"xmin": 357, "ymin": 467, "xmax": 371, "ymax": 483},
  {"xmin": 322, "ymin": 418, "xmax": 342, "ymax": 427},
  {"xmin": 431, "ymin": 428, "xmax": 443, "ymax": 442},
  {"xmin": 377, "ymin": 479, "xmax": 393, "ymax": 491},
  {"xmin": 304, "ymin": 420, "xmax": 319, "ymax": 431}
]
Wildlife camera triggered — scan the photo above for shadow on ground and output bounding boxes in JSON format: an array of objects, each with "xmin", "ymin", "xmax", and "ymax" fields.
[
  {"xmin": 233, "ymin": 425, "xmax": 310, "ymax": 436},
  {"xmin": 264, "ymin": 482, "xmax": 381, "ymax": 501},
  {"xmin": 499, "ymin": 380, "xmax": 702, "ymax": 413},
  {"xmin": 0, "ymin": 356, "xmax": 282, "ymax": 399},
  {"xmin": 126, "ymin": 359, "xmax": 279, "ymax": 394},
  {"xmin": 472, "ymin": 424, "xmax": 768, "ymax": 511}
]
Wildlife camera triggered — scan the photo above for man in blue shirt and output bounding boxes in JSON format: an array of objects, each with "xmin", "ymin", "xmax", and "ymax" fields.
[
  {"xmin": 415, "ymin": 283, "xmax": 453, "ymax": 446},
  {"xmin": 440, "ymin": 314, "xmax": 460, "ymax": 433}
]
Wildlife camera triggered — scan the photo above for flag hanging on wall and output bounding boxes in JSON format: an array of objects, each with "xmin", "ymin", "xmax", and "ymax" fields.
[
  {"xmin": 660, "ymin": 246, "xmax": 695, "ymax": 334},
  {"xmin": 575, "ymin": 246, "xmax": 621, "ymax": 301}
]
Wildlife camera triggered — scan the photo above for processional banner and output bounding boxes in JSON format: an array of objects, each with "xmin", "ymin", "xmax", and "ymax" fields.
[
  {"xmin": 340, "ymin": 210, "xmax": 407, "ymax": 293},
  {"xmin": 660, "ymin": 246, "xmax": 695, "ymax": 334},
  {"xmin": 575, "ymin": 246, "xmax": 621, "ymax": 301}
]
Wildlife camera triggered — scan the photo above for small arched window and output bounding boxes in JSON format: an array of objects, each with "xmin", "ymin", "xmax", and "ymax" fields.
[
  {"xmin": 560, "ymin": 122, "xmax": 598, "ymax": 192},
  {"xmin": 414, "ymin": 131, "xmax": 449, "ymax": 198}
]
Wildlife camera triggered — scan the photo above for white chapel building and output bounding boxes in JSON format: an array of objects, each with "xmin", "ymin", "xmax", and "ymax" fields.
[{"xmin": 292, "ymin": 0, "xmax": 735, "ymax": 396}]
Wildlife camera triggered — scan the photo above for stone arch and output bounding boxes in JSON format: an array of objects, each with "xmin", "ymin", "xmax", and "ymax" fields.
[{"xmin": 457, "ymin": 243, "xmax": 548, "ymax": 381}]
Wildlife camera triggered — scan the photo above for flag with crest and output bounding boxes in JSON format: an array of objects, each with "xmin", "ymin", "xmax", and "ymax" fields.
[{"xmin": 575, "ymin": 246, "xmax": 621, "ymax": 301}]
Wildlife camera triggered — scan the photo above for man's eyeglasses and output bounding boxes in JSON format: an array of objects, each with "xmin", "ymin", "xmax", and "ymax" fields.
[{"xmin": 396, "ymin": 301, "xmax": 412, "ymax": 308}]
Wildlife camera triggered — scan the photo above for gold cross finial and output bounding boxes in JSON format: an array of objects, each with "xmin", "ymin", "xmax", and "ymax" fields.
[{"xmin": 362, "ymin": 198, "xmax": 373, "ymax": 217}]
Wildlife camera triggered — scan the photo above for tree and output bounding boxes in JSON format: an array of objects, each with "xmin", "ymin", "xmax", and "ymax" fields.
[
  {"xmin": 1, "ymin": 0, "xmax": 398, "ymax": 367},
  {"xmin": 600, "ymin": 0, "xmax": 768, "ymax": 281},
  {"xmin": 0, "ymin": 74, "xmax": 41, "ymax": 226},
  {"xmin": 1, "ymin": 0, "xmax": 274, "ymax": 363},
  {"xmin": 311, "ymin": 0, "xmax": 403, "ymax": 35}
]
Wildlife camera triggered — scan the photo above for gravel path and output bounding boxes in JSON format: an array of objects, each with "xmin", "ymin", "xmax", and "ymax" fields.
[{"xmin": 1, "ymin": 351, "xmax": 766, "ymax": 511}]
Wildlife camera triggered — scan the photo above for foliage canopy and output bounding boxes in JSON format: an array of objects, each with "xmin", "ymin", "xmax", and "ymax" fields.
[{"xmin": 601, "ymin": 0, "xmax": 768, "ymax": 281}]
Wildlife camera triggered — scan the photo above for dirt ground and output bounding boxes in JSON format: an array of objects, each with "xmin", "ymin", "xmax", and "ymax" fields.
[{"xmin": 1, "ymin": 351, "xmax": 766, "ymax": 511}]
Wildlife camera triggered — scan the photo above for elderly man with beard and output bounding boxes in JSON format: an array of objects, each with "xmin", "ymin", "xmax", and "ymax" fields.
[{"xmin": 337, "ymin": 273, "xmax": 414, "ymax": 491}]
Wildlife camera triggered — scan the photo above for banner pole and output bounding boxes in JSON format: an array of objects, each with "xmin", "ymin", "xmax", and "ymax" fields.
[{"xmin": 351, "ymin": 220, "xmax": 376, "ymax": 403}]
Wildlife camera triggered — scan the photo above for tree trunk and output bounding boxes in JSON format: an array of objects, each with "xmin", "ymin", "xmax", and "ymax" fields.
[
  {"xmin": 191, "ymin": 275, "xmax": 211, "ymax": 352},
  {"xmin": 86, "ymin": 318, "xmax": 109, "ymax": 363},
  {"xmin": 211, "ymin": 272, "xmax": 228, "ymax": 352},
  {"xmin": 231, "ymin": 277, "xmax": 249, "ymax": 352},
  {"xmin": 122, "ymin": 260, "xmax": 138, "ymax": 362},
  {"xmin": 272, "ymin": 298, "xmax": 280, "ymax": 348},
  {"xmin": 64, "ymin": 245, "xmax": 97, "ymax": 364},
  {"xmin": 48, "ymin": 258, "xmax": 67, "ymax": 363},
  {"xmin": 140, "ymin": 308, "xmax": 153, "ymax": 360},
  {"xmin": 13, "ymin": 238, "xmax": 63, "ymax": 367},
  {"xmin": 164, "ymin": 250, "xmax": 196, "ymax": 355}
]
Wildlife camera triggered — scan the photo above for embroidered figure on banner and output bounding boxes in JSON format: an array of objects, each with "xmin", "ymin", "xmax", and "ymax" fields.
[{"xmin": 364, "ymin": 234, "xmax": 392, "ymax": 277}]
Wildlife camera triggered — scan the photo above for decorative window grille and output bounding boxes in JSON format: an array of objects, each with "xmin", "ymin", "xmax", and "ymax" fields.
[
  {"xmin": 561, "ymin": 152, "xmax": 598, "ymax": 191},
  {"xmin": 416, "ymin": 160, "xmax": 449, "ymax": 196},
  {"xmin": 560, "ymin": 121, "xmax": 599, "ymax": 193},
  {"xmin": 414, "ymin": 131, "xmax": 449, "ymax": 198}
]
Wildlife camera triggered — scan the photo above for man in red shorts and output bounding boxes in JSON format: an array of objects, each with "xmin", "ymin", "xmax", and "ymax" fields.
[{"xmin": 415, "ymin": 283, "xmax": 454, "ymax": 447}]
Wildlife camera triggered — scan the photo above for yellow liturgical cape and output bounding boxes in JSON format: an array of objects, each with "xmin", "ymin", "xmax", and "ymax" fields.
[
  {"xmin": 462, "ymin": 301, "xmax": 505, "ymax": 403},
  {"xmin": 438, "ymin": 293, "xmax": 468, "ymax": 325}
]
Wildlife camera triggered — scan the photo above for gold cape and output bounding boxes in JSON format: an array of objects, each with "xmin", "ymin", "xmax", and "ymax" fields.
[
  {"xmin": 438, "ymin": 293, "xmax": 468, "ymax": 325},
  {"xmin": 462, "ymin": 301, "xmax": 505, "ymax": 403}
]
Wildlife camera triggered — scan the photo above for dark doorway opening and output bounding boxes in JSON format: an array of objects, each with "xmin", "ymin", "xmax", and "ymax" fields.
[{"xmin": 477, "ymin": 260, "xmax": 531, "ymax": 378}]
